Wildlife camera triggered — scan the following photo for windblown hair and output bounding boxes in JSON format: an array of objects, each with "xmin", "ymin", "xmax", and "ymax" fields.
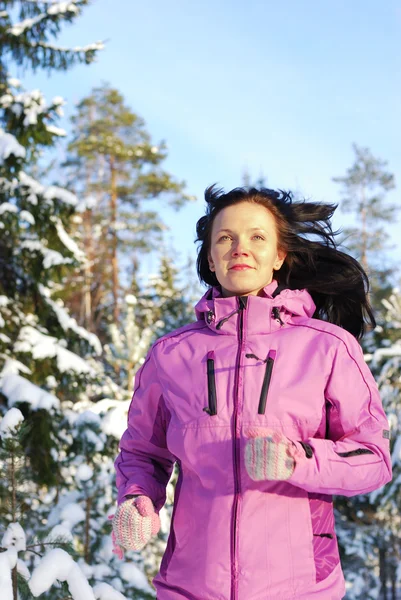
[{"xmin": 195, "ymin": 185, "xmax": 375, "ymax": 339}]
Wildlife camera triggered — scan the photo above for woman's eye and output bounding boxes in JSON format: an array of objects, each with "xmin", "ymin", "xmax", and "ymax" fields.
[
  {"xmin": 218, "ymin": 235, "xmax": 231, "ymax": 242},
  {"xmin": 252, "ymin": 235, "xmax": 265, "ymax": 240}
]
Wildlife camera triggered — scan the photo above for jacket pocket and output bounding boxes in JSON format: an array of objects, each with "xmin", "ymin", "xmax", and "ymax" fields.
[
  {"xmin": 308, "ymin": 493, "xmax": 340, "ymax": 583},
  {"xmin": 335, "ymin": 448, "xmax": 375, "ymax": 457},
  {"xmin": 203, "ymin": 351, "xmax": 217, "ymax": 416},
  {"xmin": 258, "ymin": 351, "xmax": 275, "ymax": 415}
]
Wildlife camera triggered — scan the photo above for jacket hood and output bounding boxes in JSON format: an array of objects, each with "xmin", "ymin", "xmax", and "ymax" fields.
[{"xmin": 194, "ymin": 279, "xmax": 316, "ymax": 335}]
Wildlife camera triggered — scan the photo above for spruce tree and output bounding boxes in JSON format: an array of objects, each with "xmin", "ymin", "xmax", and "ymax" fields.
[
  {"xmin": 0, "ymin": 0, "xmax": 106, "ymax": 508},
  {"xmin": 0, "ymin": 4, "xmax": 174, "ymax": 598},
  {"xmin": 335, "ymin": 290, "xmax": 401, "ymax": 599},
  {"xmin": 0, "ymin": 0, "xmax": 103, "ymax": 81},
  {"xmin": 141, "ymin": 252, "xmax": 195, "ymax": 339}
]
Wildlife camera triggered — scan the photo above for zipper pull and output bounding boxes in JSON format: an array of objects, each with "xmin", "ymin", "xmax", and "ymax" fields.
[
  {"xmin": 238, "ymin": 296, "xmax": 248, "ymax": 310},
  {"xmin": 216, "ymin": 296, "xmax": 248, "ymax": 329},
  {"xmin": 272, "ymin": 306, "xmax": 284, "ymax": 326}
]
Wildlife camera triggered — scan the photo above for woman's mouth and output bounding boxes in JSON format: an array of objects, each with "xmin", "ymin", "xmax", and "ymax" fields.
[{"xmin": 229, "ymin": 265, "xmax": 253, "ymax": 271}]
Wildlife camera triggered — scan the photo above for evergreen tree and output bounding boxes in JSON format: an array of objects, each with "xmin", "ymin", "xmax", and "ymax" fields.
[
  {"xmin": 332, "ymin": 144, "xmax": 398, "ymax": 324},
  {"xmin": 141, "ymin": 252, "xmax": 195, "ymax": 339},
  {"xmin": 0, "ymin": 76, "xmax": 103, "ymax": 487},
  {"xmin": 104, "ymin": 252, "xmax": 197, "ymax": 392},
  {"xmin": 0, "ymin": 5, "xmax": 178, "ymax": 598},
  {"xmin": 0, "ymin": 0, "xmax": 103, "ymax": 82},
  {"xmin": 63, "ymin": 83, "xmax": 194, "ymax": 334},
  {"xmin": 335, "ymin": 290, "xmax": 401, "ymax": 599},
  {"xmin": 0, "ymin": 403, "xmax": 156, "ymax": 600}
]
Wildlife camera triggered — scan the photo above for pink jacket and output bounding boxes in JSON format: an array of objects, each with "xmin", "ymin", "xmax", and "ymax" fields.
[{"xmin": 115, "ymin": 280, "xmax": 392, "ymax": 600}]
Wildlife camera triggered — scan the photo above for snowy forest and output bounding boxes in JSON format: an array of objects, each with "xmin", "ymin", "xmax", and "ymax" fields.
[{"xmin": 0, "ymin": 2, "xmax": 400, "ymax": 600}]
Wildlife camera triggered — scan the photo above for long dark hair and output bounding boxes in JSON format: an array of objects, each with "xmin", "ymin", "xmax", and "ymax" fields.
[{"xmin": 195, "ymin": 185, "xmax": 375, "ymax": 339}]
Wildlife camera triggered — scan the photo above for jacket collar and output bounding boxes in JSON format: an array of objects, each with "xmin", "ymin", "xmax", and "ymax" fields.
[{"xmin": 194, "ymin": 280, "xmax": 316, "ymax": 335}]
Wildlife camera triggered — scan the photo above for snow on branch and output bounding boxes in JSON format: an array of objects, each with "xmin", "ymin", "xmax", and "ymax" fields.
[
  {"xmin": 2, "ymin": 522, "xmax": 26, "ymax": 552},
  {"xmin": 7, "ymin": 13, "xmax": 47, "ymax": 36},
  {"xmin": 93, "ymin": 583, "xmax": 128, "ymax": 600},
  {"xmin": 29, "ymin": 548, "xmax": 95, "ymax": 599},
  {"xmin": 0, "ymin": 524, "xmax": 26, "ymax": 600},
  {"xmin": 0, "ymin": 129, "xmax": 26, "ymax": 162},
  {"xmin": 1, "ymin": 86, "xmax": 65, "ymax": 126},
  {"xmin": 0, "ymin": 407, "xmax": 25, "ymax": 438},
  {"xmin": 0, "ymin": 202, "xmax": 18, "ymax": 215},
  {"xmin": 7, "ymin": 2, "xmax": 79, "ymax": 37},
  {"xmin": 14, "ymin": 325, "xmax": 96, "ymax": 376},
  {"xmin": 47, "ymin": 2, "xmax": 80, "ymax": 16},
  {"xmin": 20, "ymin": 239, "xmax": 74, "ymax": 269},
  {"xmin": 19, "ymin": 170, "xmax": 78, "ymax": 206},
  {"xmin": 0, "ymin": 547, "xmax": 18, "ymax": 600},
  {"xmin": 1, "ymin": 373, "xmax": 60, "ymax": 411},
  {"xmin": 46, "ymin": 124, "xmax": 66, "ymax": 136},
  {"xmin": 28, "ymin": 39, "xmax": 105, "ymax": 53},
  {"xmin": 39, "ymin": 283, "xmax": 102, "ymax": 356},
  {"xmin": 55, "ymin": 218, "xmax": 86, "ymax": 261}
]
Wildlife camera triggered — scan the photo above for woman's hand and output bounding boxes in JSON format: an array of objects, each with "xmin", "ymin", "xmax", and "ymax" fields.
[
  {"xmin": 244, "ymin": 428, "xmax": 303, "ymax": 481},
  {"xmin": 110, "ymin": 495, "xmax": 161, "ymax": 558}
]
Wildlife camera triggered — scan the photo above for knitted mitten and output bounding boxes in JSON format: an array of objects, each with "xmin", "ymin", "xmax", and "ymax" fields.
[
  {"xmin": 110, "ymin": 495, "xmax": 160, "ymax": 558},
  {"xmin": 244, "ymin": 428, "xmax": 303, "ymax": 481}
]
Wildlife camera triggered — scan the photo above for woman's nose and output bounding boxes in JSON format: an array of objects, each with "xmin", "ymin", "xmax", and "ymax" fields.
[{"xmin": 232, "ymin": 239, "xmax": 249, "ymax": 256}]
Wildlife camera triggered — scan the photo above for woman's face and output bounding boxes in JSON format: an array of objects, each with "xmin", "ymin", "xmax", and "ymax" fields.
[{"xmin": 208, "ymin": 202, "xmax": 286, "ymax": 297}]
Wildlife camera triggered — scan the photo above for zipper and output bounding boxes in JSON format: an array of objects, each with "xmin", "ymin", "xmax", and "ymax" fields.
[
  {"xmin": 231, "ymin": 295, "xmax": 247, "ymax": 600},
  {"xmin": 257, "ymin": 351, "xmax": 276, "ymax": 415},
  {"xmin": 203, "ymin": 351, "xmax": 217, "ymax": 416},
  {"xmin": 335, "ymin": 448, "xmax": 374, "ymax": 457}
]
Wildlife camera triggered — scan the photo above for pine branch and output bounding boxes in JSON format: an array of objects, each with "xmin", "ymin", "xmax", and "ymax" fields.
[{"xmin": 1, "ymin": 0, "xmax": 103, "ymax": 73}]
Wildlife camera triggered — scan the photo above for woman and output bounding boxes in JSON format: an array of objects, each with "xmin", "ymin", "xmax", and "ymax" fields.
[{"xmin": 113, "ymin": 186, "xmax": 392, "ymax": 600}]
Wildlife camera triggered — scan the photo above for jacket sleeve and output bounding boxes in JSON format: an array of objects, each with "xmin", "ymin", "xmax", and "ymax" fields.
[
  {"xmin": 289, "ymin": 332, "xmax": 392, "ymax": 497},
  {"xmin": 114, "ymin": 346, "xmax": 176, "ymax": 510}
]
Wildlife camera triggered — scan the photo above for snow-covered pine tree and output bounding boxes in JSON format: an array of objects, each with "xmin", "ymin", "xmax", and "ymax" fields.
[
  {"xmin": 141, "ymin": 252, "xmax": 196, "ymax": 339},
  {"xmin": 335, "ymin": 289, "xmax": 401, "ymax": 599},
  {"xmin": 0, "ymin": 404, "xmax": 156, "ymax": 600},
  {"xmin": 0, "ymin": 0, "xmax": 106, "ymax": 478},
  {"xmin": 104, "ymin": 251, "xmax": 200, "ymax": 391},
  {"xmin": 0, "ymin": 7, "xmax": 187, "ymax": 598},
  {"xmin": 0, "ymin": 4, "xmax": 152, "ymax": 599},
  {"xmin": 0, "ymin": 78, "xmax": 104, "ymax": 484}
]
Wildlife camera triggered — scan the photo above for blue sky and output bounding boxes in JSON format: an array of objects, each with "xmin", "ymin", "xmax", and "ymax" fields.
[{"xmin": 18, "ymin": 0, "xmax": 401, "ymax": 279}]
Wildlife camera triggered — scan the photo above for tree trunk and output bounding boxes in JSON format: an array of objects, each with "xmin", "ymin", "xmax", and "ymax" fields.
[
  {"xmin": 82, "ymin": 204, "xmax": 94, "ymax": 331},
  {"xmin": 109, "ymin": 155, "xmax": 119, "ymax": 324},
  {"xmin": 84, "ymin": 495, "xmax": 92, "ymax": 563},
  {"xmin": 10, "ymin": 449, "xmax": 18, "ymax": 600},
  {"xmin": 379, "ymin": 544, "xmax": 387, "ymax": 600},
  {"xmin": 12, "ymin": 568, "xmax": 18, "ymax": 600},
  {"xmin": 360, "ymin": 186, "xmax": 368, "ymax": 274}
]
